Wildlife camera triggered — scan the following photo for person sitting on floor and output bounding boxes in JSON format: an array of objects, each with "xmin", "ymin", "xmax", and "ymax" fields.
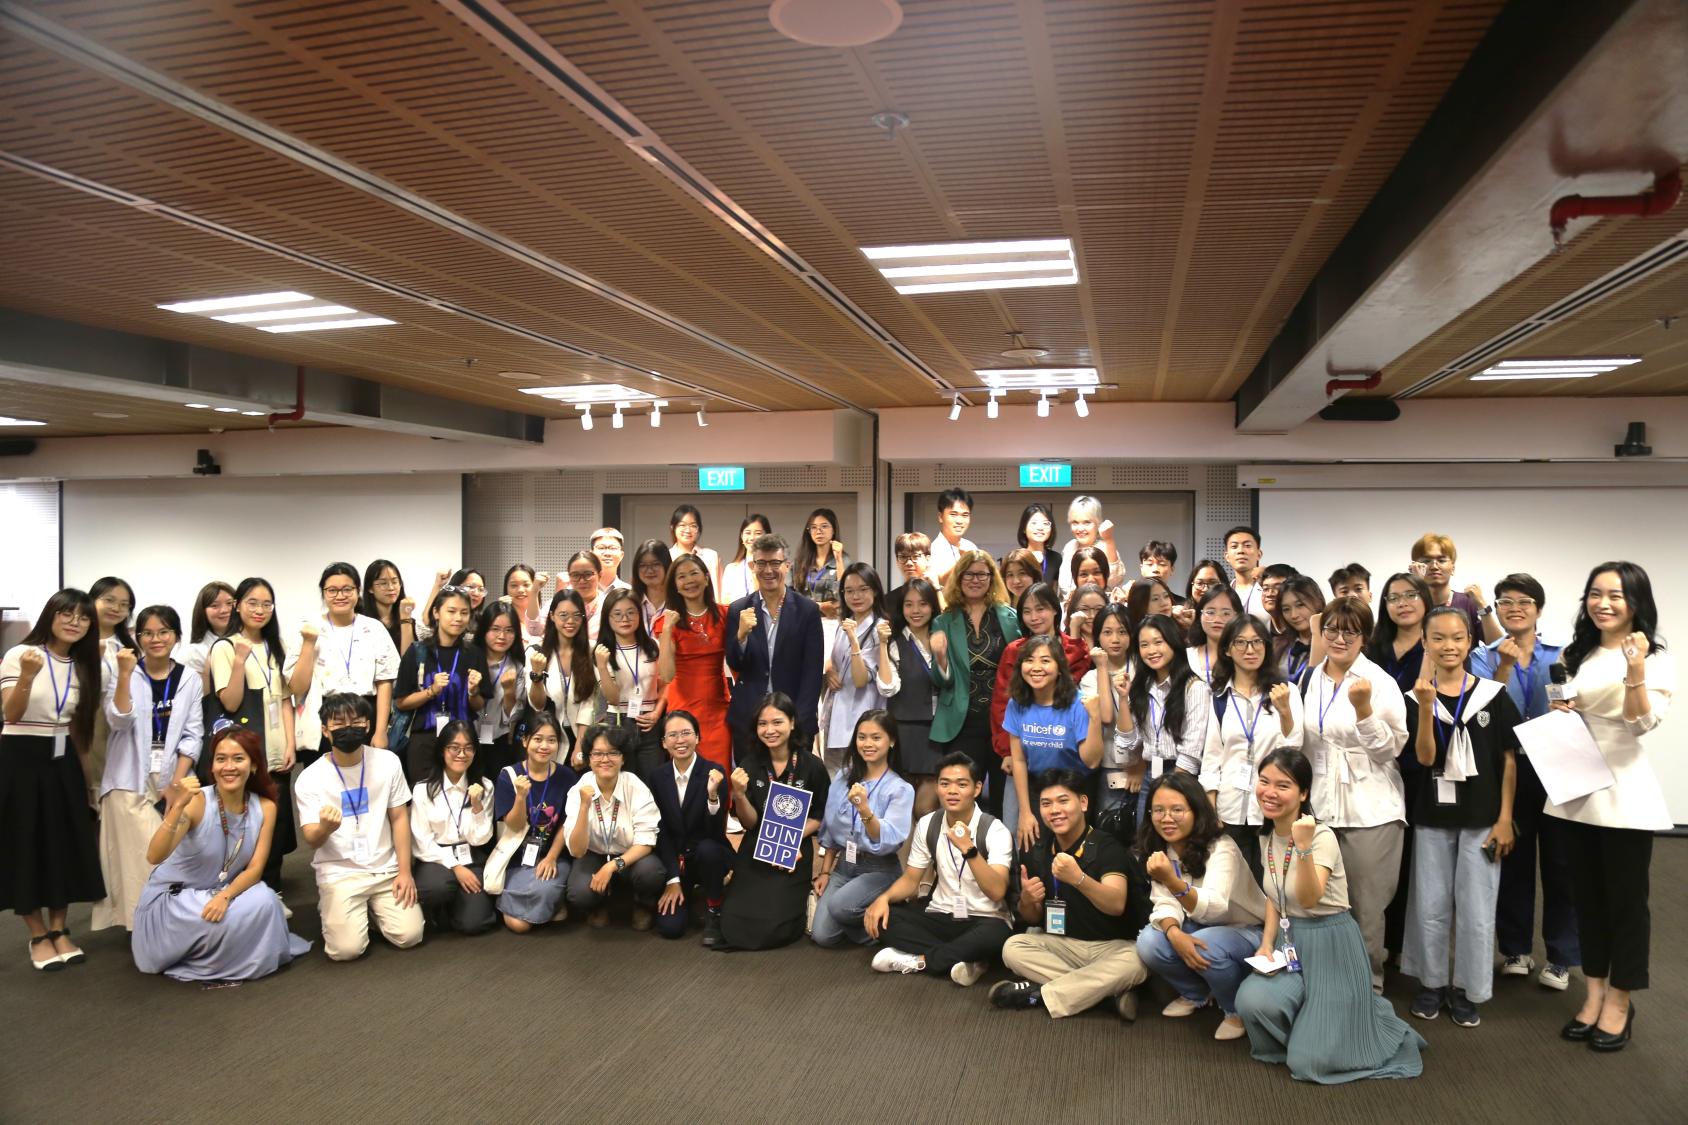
[
  {"xmin": 863, "ymin": 752, "xmax": 1013, "ymax": 987},
  {"xmin": 1134, "ymin": 770, "xmax": 1268, "ymax": 1041},
  {"xmin": 293, "ymin": 693, "xmax": 424, "ymax": 961},
  {"xmin": 990, "ymin": 768, "xmax": 1144, "ymax": 1019},
  {"xmin": 409, "ymin": 720, "xmax": 496, "ymax": 936},
  {"xmin": 641, "ymin": 709, "xmax": 732, "ymax": 945},
  {"xmin": 564, "ymin": 723, "xmax": 666, "ymax": 930},
  {"xmin": 812, "ymin": 709, "xmax": 915, "ymax": 948}
]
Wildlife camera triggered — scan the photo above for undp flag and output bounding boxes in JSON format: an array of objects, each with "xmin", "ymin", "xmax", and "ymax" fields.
[{"xmin": 753, "ymin": 780, "xmax": 814, "ymax": 871}]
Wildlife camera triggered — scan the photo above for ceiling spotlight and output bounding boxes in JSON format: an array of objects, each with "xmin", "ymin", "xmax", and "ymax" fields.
[
  {"xmin": 948, "ymin": 395, "xmax": 962, "ymax": 422},
  {"xmin": 578, "ymin": 405, "xmax": 594, "ymax": 431},
  {"xmin": 697, "ymin": 405, "xmax": 709, "ymax": 428},
  {"xmin": 1036, "ymin": 393, "xmax": 1050, "ymax": 418},
  {"xmin": 986, "ymin": 391, "xmax": 1000, "ymax": 420},
  {"xmin": 650, "ymin": 400, "xmax": 667, "ymax": 428},
  {"xmin": 1074, "ymin": 391, "xmax": 1090, "ymax": 418},
  {"xmin": 612, "ymin": 402, "xmax": 626, "ymax": 429}
]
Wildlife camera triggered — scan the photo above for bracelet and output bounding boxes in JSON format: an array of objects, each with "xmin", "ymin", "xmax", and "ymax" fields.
[
  {"xmin": 1623, "ymin": 679, "xmax": 1646, "ymax": 689},
  {"xmin": 1178, "ymin": 880, "xmax": 1195, "ymax": 897},
  {"xmin": 1292, "ymin": 846, "xmax": 1315, "ymax": 859}
]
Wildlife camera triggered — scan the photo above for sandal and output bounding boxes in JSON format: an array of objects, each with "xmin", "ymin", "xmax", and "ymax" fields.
[
  {"xmin": 46, "ymin": 928, "xmax": 85, "ymax": 966},
  {"xmin": 29, "ymin": 935, "xmax": 64, "ymax": 972}
]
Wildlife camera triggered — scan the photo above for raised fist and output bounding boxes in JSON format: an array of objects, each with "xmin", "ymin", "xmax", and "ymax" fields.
[
  {"xmin": 1346, "ymin": 677, "xmax": 1372, "ymax": 710},
  {"xmin": 318, "ymin": 803, "xmax": 343, "ymax": 833},
  {"xmin": 1291, "ymin": 813, "xmax": 1316, "ymax": 851},
  {"xmin": 399, "ymin": 597, "xmax": 416, "ymax": 618},
  {"xmin": 115, "ymin": 647, "xmax": 138, "ymax": 678},
  {"xmin": 730, "ymin": 767, "xmax": 750, "ymax": 793},
  {"xmin": 513, "ymin": 774, "xmax": 531, "ymax": 797},
  {"xmin": 930, "ymin": 631, "xmax": 948, "ymax": 660},
  {"xmin": 1268, "ymin": 682, "xmax": 1291, "ymax": 713},
  {"xmin": 876, "ymin": 620, "xmax": 893, "ymax": 645},
  {"xmin": 17, "ymin": 647, "xmax": 44, "ymax": 676},
  {"xmin": 737, "ymin": 607, "xmax": 757, "ymax": 642},
  {"xmin": 430, "ymin": 672, "xmax": 451, "ymax": 695},
  {"xmin": 298, "ymin": 620, "xmax": 319, "ymax": 642},
  {"xmin": 466, "ymin": 669, "xmax": 482, "ymax": 694}
]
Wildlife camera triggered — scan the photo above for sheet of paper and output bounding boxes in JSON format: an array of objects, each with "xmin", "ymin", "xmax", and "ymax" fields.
[
  {"xmin": 1245, "ymin": 951, "xmax": 1287, "ymax": 975},
  {"xmin": 1514, "ymin": 709, "xmax": 1616, "ymax": 807}
]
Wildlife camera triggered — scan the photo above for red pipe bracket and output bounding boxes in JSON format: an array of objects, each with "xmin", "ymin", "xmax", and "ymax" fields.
[
  {"xmin": 1550, "ymin": 169, "xmax": 1683, "ymax": 248},
  {"xmin": 267, "ymin": 365, "xmax": 306, "ymax": 427}
]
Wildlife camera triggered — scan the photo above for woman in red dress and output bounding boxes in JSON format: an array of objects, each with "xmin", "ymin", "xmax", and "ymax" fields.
[{"xmin": 654, "ymin": 554, "xmax": 732, "ymax": 775}]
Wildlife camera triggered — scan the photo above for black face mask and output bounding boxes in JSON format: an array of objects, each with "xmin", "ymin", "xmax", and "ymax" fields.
[{"xmin": 329, "ymin": 726, "xmax": 369, "ymax": 753}]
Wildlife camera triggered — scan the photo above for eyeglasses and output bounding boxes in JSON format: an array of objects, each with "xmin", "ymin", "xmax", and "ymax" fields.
[
  {"xmin": 241, "ymin": 600, "xmax": 275, "ymax": 611},
  {"xmin": 1413, "ymin": 557, "xmax": 1450, "ymax": 570},
  {"xmin": 322, "ymin": 586, "xmax": 358, "ymax": 598},
  {"xmin": 370, "ymin": 578, "xmax": 401, "ymax": 590},
  {"xmin": 1383, "ymin": 592, "xmax": 1421, "ymax": 605},
  {"xmin": 138, "ymin": 630, "xmax": 175, "ymax": 641},
  {"xmin": 443, "ymin": 744, "xmax": 475, "ymax": 757},
  {"xmin": 1150, "ymin": 807, "xmax": 1190, "ymax": 819},
  {"xmin": 1494, "ymin": 597, "xmax": 1536, "ymax": 610},
  {"xmin": 1200, "ymin": 608, "xmax": 1235, "ymax": 621},
  {"xmin": 54, "ymin": 610, "xmax": 92, "ymax": 624},
  {"xmin": 96, "ymin": 596, "xmax": 132, "ymax": 610},
  {"xmin": 674, "ymin": 521, "xmax": 699, "ymax": 531},
  {"xmin": 483, "ymin": 625, "xmax": 516, "ymax": 636},
  {"xmin": 961, "ymin": 570, "xmax": 992, "ymax": 582},
  {"xmin": 1259, "ymin": 582, "xmax": 1285, "ymax": 594},
  {"xmin": 608, "ymin": 611, "xmax": 640, "ymax": 623},
  {"xmin": 439, "ymin": 585, "xmax": 477, "ymax": 597},
  {"xmin": 568, "ymin": 572, "xmax": 599, "ymax": 584},
  {"xmin": 588, "ymin": 751, "xmax": 621, "ymax": 761},
  {"xmin": 750, "ymin": 560, "xmax": 786, "ymax": 571},
  {"xmin": 553, "ymin": 612, "xmax": 585, "ymax": 623},
  {"xmin": 895, "ymin": 552, "xmax": 928, "ymax": 562},
  {"xmin": 1321, "ymin": 626, "xmax": 1363, "ymax": 641},
  {"xmin": 1230, "ymin": 638, "xmax": 1265, "ymax": 651},
  {"xmin": 662, "ymin": 730, "xmax": 697, "ymax": 741}
]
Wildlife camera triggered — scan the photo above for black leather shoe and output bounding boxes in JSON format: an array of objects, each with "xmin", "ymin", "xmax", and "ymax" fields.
[
  {"xmin": 1588, "ymin": 1005, "xmax": 1633, "ymax": 1052},
  {"xmin": 701, "ymin": 911, "xmax": 724, "ymax": 948},
  {"xmin": 1560, "ymin": 1017, "xmax": 1595, "ymax": 1042}
]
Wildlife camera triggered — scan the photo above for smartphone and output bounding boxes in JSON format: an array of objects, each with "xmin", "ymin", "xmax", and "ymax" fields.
[{"xmin": 1482, "ymin": 839, "xmax": 1499, "ymax": 863}]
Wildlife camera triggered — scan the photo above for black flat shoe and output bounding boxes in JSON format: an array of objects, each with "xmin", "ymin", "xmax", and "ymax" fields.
[
  {"xmin": 1560, "ymin": 1018, "xmax": 1595, "ymax": 1042},
  {"xmin": 1588, "ymin": 1004, "xmax": 1633, "ymax": 1052}
]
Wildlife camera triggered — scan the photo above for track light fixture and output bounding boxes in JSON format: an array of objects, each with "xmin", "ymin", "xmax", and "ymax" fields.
[
  {"xmin": 696, "ymin": 404, "xmax": 709, "ymax": 428},
  {"xmin": 578, "ymin": 405, "xmax": 593, "ymax": 431},
  {"xmin": 612, "ymin": 402, "xmax": 626, "ymax": 429},
  {"xmin": 1036, "ymin": 393, "xmax": 1050, "ymax": 418},
  {"xmin": 986, "ymin": 391, "xmax": 1001, "ymax": 420},
  {"xmin": 1074, "ymin": 391, "xmax": 1090, "ymax": 418},
  {"xmin": 650, "ymin": 400, "xmax": 667, "ymax": 428},
  {"xmin": 949, "ymin": 395, "xmax": 962, "ymax": 421}
]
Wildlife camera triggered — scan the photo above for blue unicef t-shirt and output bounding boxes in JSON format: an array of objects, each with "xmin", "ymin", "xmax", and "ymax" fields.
[{"xmin": 1002, "ymin": 698, "xmax": 1092, "ymax": 774}]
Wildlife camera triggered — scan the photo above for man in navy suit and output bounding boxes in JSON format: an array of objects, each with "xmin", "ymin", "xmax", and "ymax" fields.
[
  {"xmin": 725, "ymin": 533, "xmax": 824, "ymax": 760},
  {"xmin": 643, "ymin": 710, "xmax": 732, "ymax": 945}
]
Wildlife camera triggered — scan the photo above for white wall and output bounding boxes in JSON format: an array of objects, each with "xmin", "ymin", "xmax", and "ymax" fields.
[
  {"xmin": 1259, "ymin": 484, "xmax": 1688, "ymax": 824},
  {"xmin": 0, "ymin": 481, "xmax": 59, "ymax": 648},
  {"xmin": 63, "ymin": 475, "xmax": 461, "ymax": 649}
]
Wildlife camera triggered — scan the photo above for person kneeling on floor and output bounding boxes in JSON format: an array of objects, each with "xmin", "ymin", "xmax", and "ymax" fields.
[
  {"xmin": 294, "ymin": 692, "xmax": 424, "ymax": 960},
  {"xmin": 991, "ymin": 769, "xmax": 1145, "ymax": 1020},
  {"xmin": 863, "ymin": 752, "xmax": 1012, "ymax": 986}
]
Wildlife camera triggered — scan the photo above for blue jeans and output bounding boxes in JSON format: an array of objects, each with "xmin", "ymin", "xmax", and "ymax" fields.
[
  {"xmin": 811, "ymin": 861, "xmax": 900, "ymax": 946},
  {"xmin": 1137, "ymin": 922, "xmax": 1264, "ymax": 1016}
]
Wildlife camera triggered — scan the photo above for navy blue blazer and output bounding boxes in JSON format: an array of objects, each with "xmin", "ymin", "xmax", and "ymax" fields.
[
  {"xmin": 641, "ymin": 759, "xmax": 728, "ymax": 881},
  {"xmin": 724, "ymin": 588, "xmax": 824, "ymax": 738}
]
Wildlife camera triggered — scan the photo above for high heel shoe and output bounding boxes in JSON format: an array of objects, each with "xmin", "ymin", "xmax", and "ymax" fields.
[
  {"xmin": 1588, "ymin": 1004, "xmax": 1633, "ymax": 1052},
  {"xmin": 1560, "ymin": 1015, "xmax": 1596, "ymax": 1041}
]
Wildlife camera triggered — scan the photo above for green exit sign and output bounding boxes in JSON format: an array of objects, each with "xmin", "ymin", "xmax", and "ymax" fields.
[
  {"xmin": 697, "ymin": 466, "xmax": 746, "ymax": 491},
  {"xmin": 1019, "ymin": 462, "xmax": 1072, "ymax": 488}
]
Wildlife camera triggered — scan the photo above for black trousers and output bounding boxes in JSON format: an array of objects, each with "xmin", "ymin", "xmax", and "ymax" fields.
[
  {"xmin": 880, "ymin": 902, "xmax": 1011, "ymax": 976},
  {"xmin": 414, "ymin": 859, "xmax": 497, "ymax": 935},
  {"xmin": 1563, "ymin": 819, "xmax": 1652, "ymax": 990},
  {"xmin": 565, "ymin": 851, "xmax": 668, "ymax": 913},
  {"xmin": 1496, "ymin": 754, "xmax": 1580, "ymax": 966},
  {"xmin": 654, "ymin": 838, "xmax": 735, "ymax": 940}
]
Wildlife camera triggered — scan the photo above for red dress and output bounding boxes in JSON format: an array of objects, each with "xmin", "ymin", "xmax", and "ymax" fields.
[{"xmin": 653, "ymin": 607, "xmax": 732, "ymax": 773}]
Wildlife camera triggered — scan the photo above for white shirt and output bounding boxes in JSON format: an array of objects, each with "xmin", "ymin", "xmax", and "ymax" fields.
[
  {"xmin": 295, "ymin": 746, "xmax": 409, "ymax": 882},
  {"xmin": 1079, "ymin": 666, "xmax": 1129, "ymax": 769},
  {"xmin": 928, "ymin": 534, "xmax": 975, "ymax": 582},
  {"xmin": 534, "ymin": 645, "xmax": 597, "ymax": 736},
  {"xmin": 720, "ymin": 558, "xmax": 757, "ymax": 605},
  {"xmin": 1148, "ymin": 834, "xmax": 1268, "ymax": 929},
  {"xmin": 286, "ymin": 614, "xmax": 401, "ymax": 748},
  {"xmin": 1199, "ymin": 683, "xmax": 1305, "ymax": 825},
  {"xmin": 603, "ymin": 644, "xmax": 660, "ymax": 717},
  {"xmin": 0, "ymin": 645, "xmax": 83, "ymax": 736},
  {"xmin": 1116, "ymin": 676, "xmax": 1210, "ymax": 777},
  {"xmin": 1301, "ymin": 653, "xmax": 1408, "ymax": 829},
  {"xmin": 1186, "ymin": 645, "xmax": 1217, "ymax": 686},
  {"xmin": 910, "ymin": 808, "xmax": 1013, "ymax": 923},
  {"xmin": 563, "ymin": 771, "xmax": 660, "ymax": 856},
  {"xmin": 875, "ymin": 628, "xmax": 934, "ymax": 702},
  {"xmin": 1545, "ymin": 646, "xmax": 1676, "ymax": 831},
  {"xmin": 409, "ymin": 775, "xmax": 495, "ymax": 868},
  {"xmin": 1231, "ymin": 578, "xmax": 1272, "ymax": 628}
]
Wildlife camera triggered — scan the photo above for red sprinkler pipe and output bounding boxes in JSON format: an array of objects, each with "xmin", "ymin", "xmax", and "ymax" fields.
[
  {"xmin": 267, "ymin": 365, "xmax": 306, "ymax": 427},
  {"xmin": 1325, "ymin": 370, "xmax": 1382, "ymax": 398},
  {"xmin": 1550, "ymin": 169, "xmax": 1682, "ymax": 247}
]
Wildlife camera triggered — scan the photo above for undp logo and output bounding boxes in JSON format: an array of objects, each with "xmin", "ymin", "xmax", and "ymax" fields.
[{"xmin": 771, "ymin": 794, "xmax": 803, "ymax": 820}]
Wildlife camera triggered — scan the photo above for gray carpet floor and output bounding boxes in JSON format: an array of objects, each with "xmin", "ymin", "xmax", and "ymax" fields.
[{"xmin": 3, "ymin": 840, "xmax": 1685, "ymax": 1123}]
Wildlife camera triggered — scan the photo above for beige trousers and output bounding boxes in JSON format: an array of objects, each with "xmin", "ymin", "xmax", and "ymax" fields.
[
  {"xmin": 91, "ymin": 787, "xmax": 161, "ymax": 931},
  {"xmin": 1002, "ymin": 932, "xmax": 1148, "ymax": 1018},
  {"xmin": 317, "ymin": 870, "xmax": 424, "ymax": 961}
]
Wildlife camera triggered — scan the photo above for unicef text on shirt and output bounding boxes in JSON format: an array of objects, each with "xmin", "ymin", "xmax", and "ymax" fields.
[{"xmin": 1020, "ymin": 722, "xmax": 1071, "ymax": 736}]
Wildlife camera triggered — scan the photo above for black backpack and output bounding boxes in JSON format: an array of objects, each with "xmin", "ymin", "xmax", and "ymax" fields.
[{"xmin": 919, "ymin": 810, "xmax": 1020, "ymax": 920}]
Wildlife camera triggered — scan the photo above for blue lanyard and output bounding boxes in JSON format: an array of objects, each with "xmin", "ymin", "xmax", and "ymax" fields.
[
  {"xmin": 151, "ymin": 667, "xmax": 177, "ymax": 744},
  {"xmin": 433, "ymin": 648, "xmax": 462, "ymax": 718},
  {"xmin": 1229, "ymin": 689, "xmax": 1262, "ymax": 748},
  {"xmin": 1317, "ymin": 671, "xmax": 1346, "ymax": 733},
  {"xmin": 45, "ymin": 651, "xmax": 72, "ymax": 720},
  {"xmin": 1201, "ymin": 646, "xmax": 1211, "ymax": 684},
  {"xmin": 245, "ymin": 642, "xmax": 274, "ymax": 692},
  {"xmin": 330, "ymin": 621, "xmax": 356, "ymax": 678},
  {"xmin": 1147, "ymin": 691, "xmax": 1166, "ymax": 751},
  {"xmin": 1515, "ymin": 657, "xmax": 1542, "ymax": 717},
  {"xmin": 524, "ymin": 766, "xmax": 554, "ymax": 832},
  {"xmin": 444, "ymin": 780, "xmax": 470, "ymax": 842},
  {"xmin": 1285, "ymin": 642, "xmax": 1308, "ymax": 683},
  {"xmin": 616, "ymin": 644, "xmax": 643, "ymax": 705},
  {"xmin": 332, "ymin": 752, "xmax": 366, "ymax": 829},
  {"xmin": 1432, "ymin": 673, "xmax": 1470, "ymax": 757}
]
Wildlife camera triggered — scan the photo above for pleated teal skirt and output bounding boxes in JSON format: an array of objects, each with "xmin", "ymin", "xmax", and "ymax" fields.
[{"xmin": 1235, "ymin": 911, "xmax": 1426, "ymax": 1084}]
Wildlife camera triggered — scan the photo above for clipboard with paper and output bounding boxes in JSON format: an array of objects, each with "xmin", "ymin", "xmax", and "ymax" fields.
[{"xmin": 1513, "ymin": 710, "xmax": 1615, "ymax": 807}]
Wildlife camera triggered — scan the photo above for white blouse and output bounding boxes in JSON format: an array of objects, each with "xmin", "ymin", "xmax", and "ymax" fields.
[
  {"xmin": 564, "ymin": 771, "xmax": 660, "ymax": 856},
  {"xmin": 1199, "ymin": 683, "xmax": 1305, "ymax": 825},
  {"xmin": 1545, "ymin": 646, "xmax": 1675, "ymax": 831},
  {"xmin": 1300, "ymin": 653, "xmax": 1408, "ymax": 829},
  {"xmin": 1115, "ymin": 675, "xmax": 1210, "ymax": 777},
  {"xmin": 1148, "ymin": 834, "xmax": 1268, "ymax": 929},
  {"xmin": 409, "ymin": 775, "xmax": 495, "ymax": 867}
]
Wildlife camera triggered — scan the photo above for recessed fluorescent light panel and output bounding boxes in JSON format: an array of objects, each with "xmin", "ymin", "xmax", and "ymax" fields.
[
  {"xmin": 1470, "ymin": 356, "xmax": 1641, "ymax": 381},
  {"xmin": 159, "ymin": 291, "xmax": 393, "ymax": 333},
  {"xmin": 519, "ymin": 383, "xmax": 661, "ymax": 405},
  {"xmin": 0, "ymin": 416, "xmax": 47, "ymax": 426},
  {"xmin": 975, "ymin": 367, "xmax": 1100, "ymax": 390},
  {"xmin": 862, "ymin": 238, "xmax": 1078, "ymax": 295}
]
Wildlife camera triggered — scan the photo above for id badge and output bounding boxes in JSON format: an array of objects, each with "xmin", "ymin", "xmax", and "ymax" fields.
[
  {"xmin": 149, "ymin": 742, "xmax": 167, "ymax": 778},
  {"xmin": 1150, "ymin": 757, "xmax": 1164, "ymax": 779},
  {"xmin": 950, "ymin": 898, "xmax": 967, "ymax": 920},
  {"xmin": 266, "ymin": 698, "xmax": 280, "ymax": 729},
  {"xmin": 628, "ymin": 688, "xmax": 643, "ymax": 715},
  {"xmin": 1106, "ymin": 770, "xmax": 1128, "ymax": 790},
  {"xmin": 522, "ymin": 842, "xmax": 539, "ymax": 868},
  {"xmin": 351, "ymin": 837, "xmax": 370, "ymax": 863},
  {"xmin": 1436, "ymin": 775, "xmax": 1458, "ymax": 805},
  {"xmin": 478, "ymin": 713, "xmax": 496, "ymax": 743},
  {"xmin": 1227, "ymin": 760, "xmax": 1253, "ymax": 791},
  {"xmin": 844, "ymin": 840, "xmax": 858, "ymax": 865},
  {"xmin": 1311, "ymin": 748, "xmax": 1328, "ymax": 776},
  {"xmin": 1045, "ymin": 899, "xmax": 1067, "ymax": 935},
  {"xmin": 52, "ymin": 729, "xmax": 67, "ymax": 758},
  {"xmin": 453, "ymin": 844, "xmax": 470, "ymax": 866},
  {"xmin": 1284, "ymin": 943, "xmax": 1302, "ymax": 973},
  {"xmin": 435, "ymin": 712, "xmax": 450, "ymax": 734}
]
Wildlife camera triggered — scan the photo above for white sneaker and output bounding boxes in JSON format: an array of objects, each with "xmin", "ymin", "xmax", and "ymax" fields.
[
  {"xmin": 871, "ymin": 947, "xmax": 923, "ymax": 975},
  {"xmin": 1162, "ymin": 995, "xmax": 1208, "ymax": 1018},
  {"xmin": 949, "ymin": 960, "xmax": 987, "ymax": 987},
  {"xmin": 1501, "ymin": 954, "xmax": 1535, "ymax": 977},
  {"xmin": 1539, "ymin": 963, "xmax": 1571, "ymax": 991}
]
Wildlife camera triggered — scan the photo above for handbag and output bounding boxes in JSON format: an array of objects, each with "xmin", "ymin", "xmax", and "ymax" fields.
[
  {"xmin": 481, "ymin": 766, "xmax": 527, "ymax": 896},
  {"xmin": 386, "ymin": 643, "xmax": 432, "ymax": 755},
  {"xmin": 200, "ymin": 638, "xmax": 267, "ymax": 740}
]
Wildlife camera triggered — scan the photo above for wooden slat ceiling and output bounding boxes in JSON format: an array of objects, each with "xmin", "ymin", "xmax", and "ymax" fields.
[
  {"xmin": 23, "ymin": 0, "xmax": 1662, "ymax": 443},
  {"xmin": 0, "ymin": 375, "xmax": 290, "ymax": 436},
  {"xmin": 1378, "ymin": 198, "xmax": 1688, "ymax": 399}
]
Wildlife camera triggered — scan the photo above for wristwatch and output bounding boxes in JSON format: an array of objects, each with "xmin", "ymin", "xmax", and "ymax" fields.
[
  {"xmin": 1480, "ymin": 604, "xmax": 1495, "ymax": 618},
  {"xmin": 962, "ymin": 846, "xmax": 979, "ymax": 861},
  {"xmin": 613, "ymin": 856, "xmax": 626, "ymax": 872},
  {"xmin": 528, "ymin": 671, "xmax": 546, "ymax": 682}
]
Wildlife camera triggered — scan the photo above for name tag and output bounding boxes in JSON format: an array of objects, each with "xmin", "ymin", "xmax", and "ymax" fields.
[
  {"xmin": 1312, "ymin": 749, "xmax": 1328, "ymax": 776},
  {"xmin": 53, "ymin": 729, "xmax": 67, "ymax": 758},
  {"xmin": 266, "ymin": 699, "xmax": 280, "ymax": 729},
  {"xmin": 845, "ymin": 840, "xmax": 858, "ymax": 865},
  {"xmin": 435, "ymin": 712, "xmax": 450, "ymax": 734},
  {"xmin": 452, "ymin": 844, "xmax": 470, "ymax": 865},
  {"xmin": 1150, "ymin": 758, "xmax": 1165, "ymax": 779},
  {"xmin": 351, "ymin": 837, "xmax": 370, "ymax": 863},
  {"xmin": 627, "ymin": 688, "xmax": 643, "ymax": 714},
  {"xmin": 1226, "ymin": 760, "xmax": 1252, "ymax": 791},
  {"xmin": 478, "ymin": 712, "xmax": 496, "ymax": 743},
  {"xmin": 522, "ymin": 842, "xmax": 539, "ymax": 868},
  {"xmin": 1436, "ymin": 775, "xmax": 1459, "ymax": 805},
  {"xmin": 1045, "ymin": 899, "xmax": 1067, "ymax": 935},
  {"xmin": 149, "ymin": 742, "xmax": 167, "ymax": 778},
  {"xmin": 950, "ymin": 897, "xmax": 967, "ymax": 920}
]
